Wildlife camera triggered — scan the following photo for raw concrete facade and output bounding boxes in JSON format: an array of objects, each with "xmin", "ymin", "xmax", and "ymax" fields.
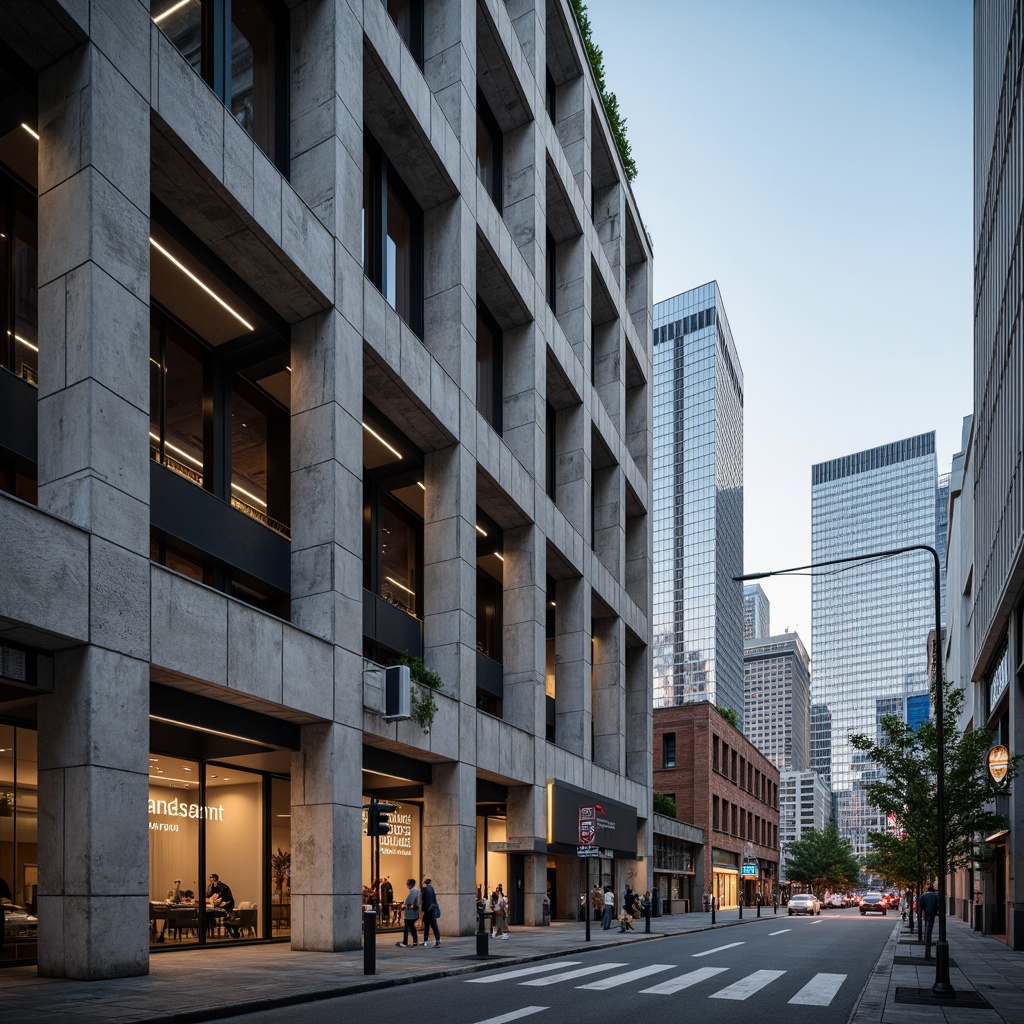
[{"xmin": 0, "ymin": 0, "xmax": 653, "ymax": 979}]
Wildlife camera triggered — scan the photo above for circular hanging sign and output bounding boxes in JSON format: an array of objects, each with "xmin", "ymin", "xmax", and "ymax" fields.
[{"xmin": 988, "ymin": 744, "xmax": 1010, "ymax": 785}]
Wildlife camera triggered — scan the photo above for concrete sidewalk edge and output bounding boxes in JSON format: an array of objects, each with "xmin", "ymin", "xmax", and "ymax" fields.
[{"xmin": 846, "ymin": 920, "xmax": 899, "ymax": 1024}]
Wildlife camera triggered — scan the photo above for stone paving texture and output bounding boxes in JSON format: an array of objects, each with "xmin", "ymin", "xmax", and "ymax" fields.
[{"xmin": 1, "ymin": 912, "xmax": 1021, "ymax": 1024}]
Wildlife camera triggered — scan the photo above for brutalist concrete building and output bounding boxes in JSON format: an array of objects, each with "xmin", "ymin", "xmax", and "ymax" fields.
[{"xmin": 0, "ymin": 0, "xmax": 654, "ymax": 978}]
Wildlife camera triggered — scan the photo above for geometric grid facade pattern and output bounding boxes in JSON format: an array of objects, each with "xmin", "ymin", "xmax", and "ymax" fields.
[
  {"xmin": 744, "ymin": 632, "xmax": 811, "ymax": 772},
  {"xmin": 652, "ymin": 282, "xmax": 744, "ymax": 722},
  {"xmin": 810, "ymin": 432, "xmax": 940, "ymax": 858}
]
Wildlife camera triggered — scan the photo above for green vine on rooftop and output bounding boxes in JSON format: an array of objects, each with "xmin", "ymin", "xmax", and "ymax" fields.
[{"xmin": 570, "ymin": 0, "xmax": 637, "ymax": 182}]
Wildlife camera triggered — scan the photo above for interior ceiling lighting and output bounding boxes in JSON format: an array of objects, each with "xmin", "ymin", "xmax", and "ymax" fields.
[
  {"xmin": 475, "ymin": 524, "xmax": 487, "ymax": 537},
  {"xmin": 149, "ymin": 431, "xmax": 268, "ymax": 507},
  {"xmin": 8, "ymin": 331, "xmax": 38, "ymax": 352},
  {"xmin": 361, "ymin": 421, "xmax": 402, "ymax": 460},
  {"xmin": 494, "ymin": 553, "xmax": 504, "ymax": 562},
  {"xmin": 149, "ymin": 237, "xmax": 254, "ymax": 332},
  {"xmin": 21, "ymin": 123, "xmax": 39, "ymax": 141},
  {"xmin": 384, "ymin": 576, "xmax": 415, "ymax": 596},
  {"xmin": 417, "ymin": 481, "xmax": 425, "ymax": 490},
  {"xmin": 153, "ymin": 0, "xmax": 192, "ymax": 24},
  {"xmin": 149, "ymin": 714, "xmax": 271, "ymax": 748}
]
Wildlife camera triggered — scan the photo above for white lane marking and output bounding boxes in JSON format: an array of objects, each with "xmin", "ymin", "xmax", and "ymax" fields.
[
  {"xmin": 521, "ymin": 963, "xmax": 629, "ymax": 986},
  {"xmin": 466, "ymin": 962, "xmax": 582, "ymax": 983},
  {"xmin": 692, "ymin": 941, "xmax": 744, "ymax": 957},
  {"xmin": 576, "ymin": 964, "xmax": 676, "ymax": 990},
  {"xmin": 640, "ymin": 967, "xmax": 729, "ymax": 995},
  {"xmin": 789, "ymin": 972, "xmax": 847, "ymax": 1006},
  {"xmin": 811, "ymin": 918, "xmax": 825, "ymax": 924},
  {"xmin": 769, "ymin": 929, "xmax": 791, "ymax": 936},
  {"xmin": 470, "ymin": 1008, "xmax": 549, "ymax": 1024},
  {"xmin": 710, "ymin": 969, "xmax": 787, "ymax": 1000}
]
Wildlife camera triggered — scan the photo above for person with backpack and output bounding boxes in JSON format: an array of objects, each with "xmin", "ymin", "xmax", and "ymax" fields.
[
  {"xmin": 395, "ymin": 878, "xmax": 420, "ymax": 948},
  {"xmin": 494, "ymin": 885, "xmax": 509, "ymax": 939}
]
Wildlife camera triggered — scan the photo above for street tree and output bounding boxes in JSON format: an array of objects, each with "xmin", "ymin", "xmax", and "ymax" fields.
[
  {"xmin": 850, "ymin": 679, "xmax": 1019, "ymax": 882},
  {"xmin": 785, "ymin": 821, "xmax": 861, "ymax": 893}
]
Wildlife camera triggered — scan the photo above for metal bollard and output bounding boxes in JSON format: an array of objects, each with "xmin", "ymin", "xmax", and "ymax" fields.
[
  {"xmin": 363, "ymin": 908, "xmax": 376, "ymax": 975},
  {"xmin": 476, "ymin": 910, "xmax": 490, "ymax": 957},
  {"xmin": 738, "ymin": 896, "xmax": 743, "ymax": 919}
]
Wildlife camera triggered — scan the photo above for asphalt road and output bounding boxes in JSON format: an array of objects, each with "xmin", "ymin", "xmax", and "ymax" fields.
[{"xmin": 220, "ymin": 910, "xmax": 893, "ymax": 1024}]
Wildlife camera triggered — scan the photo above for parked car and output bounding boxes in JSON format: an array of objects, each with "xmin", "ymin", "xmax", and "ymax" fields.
[
  {"xmin": 860, "ymin": 892, "xmax": 887, "ymax": 915},
  {"xmin": 828, "ymin": 893, "xmax": 846, "ymax": 908},
  {"xmin": 788, "ymin": 893, "xmax": 821, "ymax": 916}
]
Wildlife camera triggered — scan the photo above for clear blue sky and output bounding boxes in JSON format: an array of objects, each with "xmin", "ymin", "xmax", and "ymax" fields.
[{"xmin": 587, "ymin": 0, "xmax": 973, "ymax": 646}]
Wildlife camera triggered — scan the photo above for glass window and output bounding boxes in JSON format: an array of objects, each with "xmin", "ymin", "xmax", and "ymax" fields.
[
  {"xmin": 546, "ymin": 229, "xmax": 557, "ymax": 312},
  {"xmin": 379, "ymin": 495, "xmax": 419, "ymax": 615},
  {"xmin": 386, "ymin": 182, "xmax": 412, "ymax": 322},
  {"xmin": 153, "ymin": 0, "xmax": 284, "ymax": 167},
  {"xmin": 476, "ymin": 510, "xmax": 503, "ymax": 661},
  {"xmin": 546, "ymin": 402, "xmax": 556, "ymax": 500},
  {"xmin": 230, "ymin": 384, "xmax": 268, "ymax": 519},
  {"xmin": 154, "ymin": 319, "xmax": 205, "ymax": 487},
  {"xmin": 476, "ymin": 306, "xmax": 501, "ymax": 433},
  {"xmin": 663, "ymin": 732, "xmax": 676, "ymax": 768},
  {"xmin": 476, "ymin": 91, "xmax": 502, "ymax": 209},
  {"xmin": 0, "ymin": 175, "xmax": 38, "ymax": 385},
  {"xmin": 384, "ymin": 0, "xmax": 423, "ymax": 66},
  {"xmin": 0, "ymin": 725, "xmax": 38, "ymax": 964}
]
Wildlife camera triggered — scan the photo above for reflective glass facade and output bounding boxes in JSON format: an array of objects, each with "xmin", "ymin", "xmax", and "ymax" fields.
[
  {"xmin": 653, "ymin": 283, "xmax": 744, "ymax": 721},
  {"xmin": 743, "ymin": 584, "xmax": 770, "ymax": 640},
  {"xmin": 810, "ymin": 432, "xmax": 942, "ymax": 857}
]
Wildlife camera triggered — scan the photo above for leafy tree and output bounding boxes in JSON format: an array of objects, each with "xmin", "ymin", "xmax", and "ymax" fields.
[
  {"xmin": 850, "ymin": 679, "xmax": 1019, "ymax": 880},
  {"xmin": 569, "ymin": 0, "xmax": 637, "ymax": 180},
  {"xmin": 784, "ymin": 821, "xmax": 861, "ymax": 893},
  {"xmin": 653, "ymin": 792, "xmax": 676, "ymax": 817}
]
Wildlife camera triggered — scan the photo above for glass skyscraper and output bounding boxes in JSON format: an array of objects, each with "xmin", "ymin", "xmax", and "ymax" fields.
[
  {"xmin": 652, "ymin": 282, "xmax": 744, "ymax": 721},
  {"xmin": 743, "ymin": 583, "xmax": 771, "ymax": 640},
  {"xmin": 810, "ymin": 432, "xmax": 942, "ymax": 857}
]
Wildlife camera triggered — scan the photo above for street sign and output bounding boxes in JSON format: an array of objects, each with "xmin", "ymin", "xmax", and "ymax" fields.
[
  {"xmin": 577, "ymin": 845, "xmax": 601, "ymax": 858},
  {"xmin": 988, "ymin": 744, "xmax": 1010, "ymax": 785}
]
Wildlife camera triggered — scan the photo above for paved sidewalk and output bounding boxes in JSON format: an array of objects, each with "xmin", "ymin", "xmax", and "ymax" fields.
[
  {"xmin": 850, "ymin": 915, "xmax": 1024, "ymax": 1024},
  {"xmin": 0, "ymin": 909, "xmax": 766, "ymax": 1024}
]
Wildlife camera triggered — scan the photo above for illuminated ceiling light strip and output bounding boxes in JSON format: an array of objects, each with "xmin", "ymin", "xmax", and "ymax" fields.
[
  {"xmin": 153, "ymin": 0, "xmax": 192, "ymax": 24},
  {"xmin": 384, "ymin": 576, "xmax": 416, "ymax": 596},
  {"xmin": 7, "ymin": 331, "xmax": 38, "ymax": 352},
  {"xmin": 149, "ymin": 237, "xmax": 254, "ymax": 332},
  {"xmin": 475, "ymin": 525, "xmax": 487, "ymax": 537},
  {"xmin": 494, "ymin": 553, "xmax": 504, "ymax": 562},
  {"xmin": 148, "ymin": 775, "xmax": 195, "ymax": 785},
  {"xmin": 149, "ymin": 714, "xmax": 274, "ymax": 747},
  {"xmin": 417, "ymin": 481, "xmax": 425, "ymax": 491},
  {"xmin": 361, "ymin": 421, "xmax": 402, "ymax": 460},
  {"xmin": 149, "ymin": 431, "xmax": 203, "ymax": 469},
  {"xmin": 21, "ymin": 123, "xmax": 39, "ymax": 141},
  {"xmin": 231, "ymin": 482, "xmax": 268, "ymax": 508}
]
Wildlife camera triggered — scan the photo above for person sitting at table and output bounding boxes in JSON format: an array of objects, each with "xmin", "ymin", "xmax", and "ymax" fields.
[
  {"xmin": 207, "ymin": 873, "xmax": 240, "ymax": 938},
  {"xmin": 154, "ymin": 879, "xmax": 186, "ymax": 942}
]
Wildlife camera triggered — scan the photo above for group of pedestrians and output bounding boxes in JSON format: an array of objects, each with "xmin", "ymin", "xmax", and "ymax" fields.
[
  {"xmin": 598, "ymin": 884, "xmax": 650, "ymax": 931},
  {"xmin": 395, "ymin": 877, "xmax": 442, "ymax": 949}
]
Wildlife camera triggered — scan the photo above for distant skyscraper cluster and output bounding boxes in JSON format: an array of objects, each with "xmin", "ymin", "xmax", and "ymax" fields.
[
  {"xmin": 652, "ymin": 283, "xmax": 745, "ymax": 723},
  {"xmin": 743, "ymin": 583, "xmax": 770, "ymax": 640},
  {"xmin": 744, "ymin": 632, "xmax": 811, "ymax": 773},
  {"xmin": 810, "ymin": 432, "xmax": 944, "ymax": 858}
]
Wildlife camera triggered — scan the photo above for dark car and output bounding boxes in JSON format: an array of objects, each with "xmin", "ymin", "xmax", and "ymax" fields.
[{"xmin": 860, "ymin": 892, "xmax": 887, "ymax": 915}]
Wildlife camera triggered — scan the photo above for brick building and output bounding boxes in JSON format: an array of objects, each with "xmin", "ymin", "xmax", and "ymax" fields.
[{"xmin": 654, "ymin": 703, "xmax": 779, "ymax": 908}]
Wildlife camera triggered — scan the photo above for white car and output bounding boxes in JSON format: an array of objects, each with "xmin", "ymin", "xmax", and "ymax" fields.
[{"xmin": 788, "ymin": 893, "xmax": 821, "ymax": 916}]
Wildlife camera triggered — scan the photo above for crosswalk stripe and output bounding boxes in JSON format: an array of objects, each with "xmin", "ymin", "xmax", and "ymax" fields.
[
  {"xmin": 709, "ymin": 969, "xmax": 786, "ymax": 1000},
  {"xmin": 769, "ymin": 929, "xmax": 790, "ymax": 935},
  {"xmin": 521, "ymin": 963, "xmax": 629, "ymax": 986},
  {"xmin": 789, "ymin": 973, "xmax": 847, "ymax": 1006},
  {"xmin": 466, "ymin": 962, "xmax": 582, "ymax": 983},
  {"xmin": 470, "ymin": 1008, "xmax": 549, "ymax": 1024},
  {"xmin": 692, "ymin": 941, "xmax": 744, "ymax": 957},
  {"xmin": 576, "ymin": 964, "xmax": 676, "ymax": 990},
  {"xmin": 640, "ymin": 967, "xmax": 729, "ymax": 995}
]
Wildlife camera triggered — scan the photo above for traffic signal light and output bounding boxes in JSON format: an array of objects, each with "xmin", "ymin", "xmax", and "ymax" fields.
[{"xmin": 366, "ymin": 800, "xmax": 398, "ymax": 836}]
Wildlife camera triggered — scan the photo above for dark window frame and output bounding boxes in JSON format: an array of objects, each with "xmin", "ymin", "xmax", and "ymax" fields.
[
  {"xmin": 383, "ymin": 0, "xmax": 424, "ymax": 67},
  {"xmin": 363, "ymin": 131, "xmax": 425, "ymax": 338},
  {"xmin": 663, "ymin": 732, "xmax": 676, "ymax": 769},
  {"xmin": 546, "ymin": 402, "xmax": 557, "ymax": 500},
  {"xmin": 476, "ymin": 86, "xmax": 503, "ymax": 210},
  {"xmin": 475, "ymin": 507, "xmax": 504, "ymax": 663},
  {"xmin": 476, "ymin": 299, "xmax": 503, "ymax": 434},
  {"xmin": 156, "ymin": 0, "xmax": 290, "ymax": 173},
  {"xmin": 545, "ymin": 66, "xmax": 557, "ymax": 121},
  {"xmin": 545, "ymin": 228, "xmax": 557, "ymax": 312}
]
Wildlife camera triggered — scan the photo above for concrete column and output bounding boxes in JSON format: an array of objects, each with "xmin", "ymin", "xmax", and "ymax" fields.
[
  {"xmin": 502, "ymin": 524, "xmax": 545, "ymax": 733},
  {"xmin": 423, "ymin": 761, "xmax": 477, "ymax": 934},
  {"xmin": 505, "ymin": 121, "xmax": 545, "ymax": 275},
  {"xmin": 554, "ymin": 575, "xmax": 589, "ymax": 755},
  {"xmin": 625, "ymin": 641, "xmax": 652, "ymax": 786},
  {"xmin": 594, "ymin": 182, "xmax": 623, "ymax": 291},
  {"xmin": 504, "ymin": 0, "xmax": 541, "ymax": 75},
  {"xmin": 34, "ymin": 10, "xmax": 152, "ymax": 979},
  {"xmin": 423, "ymin": 445, "xmax": 478, "ymax": 706},
  {"xmin": 506, "ymin": 784, "xmax": 547, "ymax": 924},
  {"xmin": 592, "ymin": 616, "xmax": 624, "ymax": 773},
  {"xmin": 593, "ymin": 317, "xmax": 622, "ymax": 431},
  {"xmin": 593, "ymin": 463, "xmax": 624, "ymax": 582},
  {"xmin": 290, "ymin": 721, "xmax": 363, "ymax": 950},
  {"xmin": 555, "ymin": 232, "xmax": 587, "ymax": 364},
  {"xmin": 502, "ymin": 322, "xmax": 545, "ymax": 484},
  {"xmin": 556, "ymin": 402, "xmax": 588, "ymax": 537}
]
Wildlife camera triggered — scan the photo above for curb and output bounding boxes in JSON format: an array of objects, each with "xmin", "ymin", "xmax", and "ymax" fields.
[
  {"xmin": 845, "ymin": 920, "xmax": 900, "ymax": 1024},
  {"xmin": 134, "ymin": 916, "xmax": 772, "ymax": 1024}
]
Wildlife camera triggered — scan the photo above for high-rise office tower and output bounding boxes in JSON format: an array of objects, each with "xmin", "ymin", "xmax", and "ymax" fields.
[
  {"xmin": 744, "ymin": 631, "xmax": 811, "ymax": 772},
  {"xmin": 652, "ymin": 283, "xmax": 744, "ymax": 722},
  {"xmin": 743, "ymin": 583, "xmax": 770, "ymax": 640},
  {"xmin": 811, "ymin": 433, "xmax": 942, "ymax": 857},
  {"xmin": 970, "ymin": 0, "xmax": 1024, "ymax": 948},
  {"xmin": 778, "ymin": 770, "xmax": 832, "ymax": 883}
]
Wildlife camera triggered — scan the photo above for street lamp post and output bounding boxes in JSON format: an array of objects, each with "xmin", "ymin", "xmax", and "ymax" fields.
[{"xmin": 735, "ymin": 543, "xmax": 954, "ymax": 998}]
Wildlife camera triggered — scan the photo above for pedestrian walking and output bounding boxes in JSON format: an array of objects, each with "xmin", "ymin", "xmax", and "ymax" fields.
[
  {"xmin": 494, "ymin": 885, "xmax": 509, "ymax": 939},
  {"xmin": 395, "ymin": 878, "xmax": 420, "ymax": 948},
  {"xmin": 919, "ymin": 882, "xmax": 940, "ymax": 956},
  {"xmin": 592, "ymin": 883, "xmax": 603, "ymax": 921},
  {"xmin": 602, "ymin": 884, "xmax": 615, "ymax": 930},
  {"xmin": 420, "ymin": 876, "xmax": 441, "ymax": 947}
]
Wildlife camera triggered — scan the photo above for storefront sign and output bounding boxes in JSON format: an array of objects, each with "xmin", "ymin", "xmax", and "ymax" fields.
[
  {"xmin": 579, "ymin": 805, "xmax": 596, "ymax": 846},
  {"xmin": 577, "ymin": 845, "xmax": 601, "ymax": 858},
  {"xmin": 741, "ymin": 863, "xmax": 758, "ymax": 876},
  {"xmin": 487, "ymin": 839, "xmax": 547, "ymax": 853},
  {"xmin": 547, "ymin": 780, "xmax": 638, "ymax": 857},
  {"xmin": 988, "ymin": 745, "xmax": 1010, "ymax": 785},
  {"xmin": 148, "ymin": 797, "xmax": 225, "ymax": 821}
]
